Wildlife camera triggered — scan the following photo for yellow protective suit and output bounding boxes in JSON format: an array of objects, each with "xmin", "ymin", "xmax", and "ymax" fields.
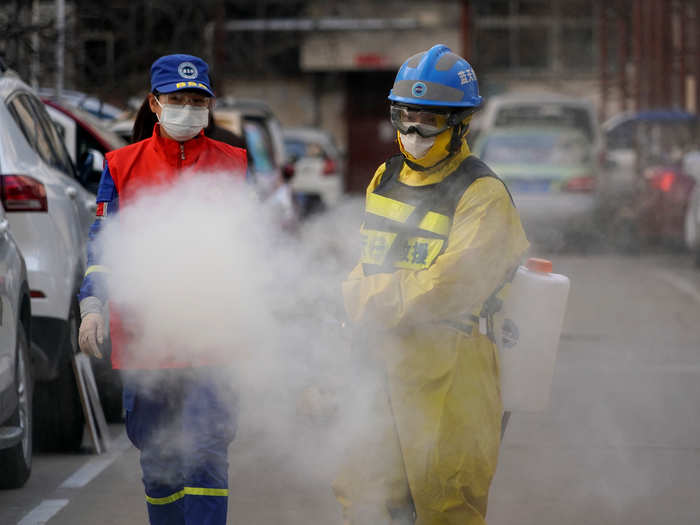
[{"xmin": 333, "ymin": 135, "xmax": 529, "ymax": 525}]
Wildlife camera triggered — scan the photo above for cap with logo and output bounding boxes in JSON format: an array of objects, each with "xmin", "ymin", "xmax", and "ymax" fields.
[{"xmin": 150, "ymin": 54, "xmax": 214, "ymax": 97}]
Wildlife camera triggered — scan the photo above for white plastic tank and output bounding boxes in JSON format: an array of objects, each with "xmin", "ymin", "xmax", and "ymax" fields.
[{"xmin": 494, "ymin": 258, "xmax": 570, "ymax": 412}]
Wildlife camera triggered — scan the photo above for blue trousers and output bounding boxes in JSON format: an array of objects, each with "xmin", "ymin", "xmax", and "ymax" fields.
[{"xmin": 123, "ymin": 368, "xmax": 238, "ymax": 525}]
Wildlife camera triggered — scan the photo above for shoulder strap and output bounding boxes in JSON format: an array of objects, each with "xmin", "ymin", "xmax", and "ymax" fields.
[
  {"xmin": 374, "ymin": 155, "xmax": 404, "ymax": 193},
  {"xmin": 455, "ymin": 156, "xmax": 515, "ymax": 206}
]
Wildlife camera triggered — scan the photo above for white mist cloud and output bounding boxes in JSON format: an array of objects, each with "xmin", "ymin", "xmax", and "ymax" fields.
[{"xmin": 98, "ymin": 174, "xmax": 388, "ymax": 517}]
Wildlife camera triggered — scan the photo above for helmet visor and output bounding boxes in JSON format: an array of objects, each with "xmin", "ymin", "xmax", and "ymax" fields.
[{"xmin": 390, "ymin": 105, "xmax": 450, "ymax": 138}]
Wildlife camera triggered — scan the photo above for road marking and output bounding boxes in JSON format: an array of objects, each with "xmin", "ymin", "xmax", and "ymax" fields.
[
  {"xmin": 656, "ymin": 270, "xmax": 700, "ymax": 305},
  {"xmin": 17, "ymin": 499, "xmax": 69, "ymax": 525},
  {"xmin": 59, "ymin": 431, "xmax": 131, "ymax": 489},
  {"xmin": 16, "ymin": 431, "xmax": 131, "ymax": 524}
]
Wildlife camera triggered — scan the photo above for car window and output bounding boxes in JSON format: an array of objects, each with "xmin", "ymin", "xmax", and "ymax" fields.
[
  {"xmin": 27, "ymin": 97, "xmax": 76, "ymax": 176},
  {"xmin": 52, "ymin": 119, "xmax": 67, "ymax": 141},
  {"xmin": 494, "ymin": 104, "xmax": 594, "ymax": 141},
  {"xmin": 285, "ymin": 139, "xmax": 308, "ymax": 160},
  {"xmin": 7, "ymin": 93, "xmax": 39, "ymax": 150},
  {"xmin": 244, "ymin": 120, "xmax": 274, "ymax": 172},
  {"xmin": 27, "ymin": 100, "xmax": 59, "ymax": 169},
  {"xmin": 605, "ymin": 120, "xmax": 637, "ymax": 150}
]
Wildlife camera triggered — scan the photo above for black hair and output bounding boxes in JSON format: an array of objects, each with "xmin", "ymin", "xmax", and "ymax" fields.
[{"xmin": 131, "ymin": 91, "xmax": 159, "ymax": 143}]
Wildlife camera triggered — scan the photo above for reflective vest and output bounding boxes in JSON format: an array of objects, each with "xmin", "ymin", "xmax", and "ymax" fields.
[
  {"xmin": 361, "ymin": 154, "xmax": 507, "ymax": 274},
  {"xmin": 361, "ymin": 154, "xmax": 514, "ymax": 337},
  {"xmin": 106, "ymin": 125, "xmax": 247, "ymax": 369}
]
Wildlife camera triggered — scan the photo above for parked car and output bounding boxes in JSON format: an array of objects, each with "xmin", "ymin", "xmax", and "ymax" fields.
[
  {"xmin": 43, "ymin": 99, "xmax": 127, "ymax": 421},
  {"xmin": 216, "ymin": 99, "xmax": 286, "ymax": 187},
  {"xmin": 472, "ymin": 126, "xmax": 600, "ymax": 248},
  {"xmin": 632, "ymin": 165, "xmax": 696, "ymax": 249},
  {"xmin": 0, "ymin": 202, "xmax": 33, "ymax": 488},
  {"xmin": 478, "ymin": 92, "xmax": 603, "ymax": 160},
  {"xmin": 43, "ymin": 99, "xmax": 127, "ymax": 194},
  {"xmin": 283, "ymin": 126, "xmax": 344, "ymax": 207},
  {"xmin": 600, "ymin": 111, "xmax": 699, "ymax": 251},
  {"xmin": 1, "ymin": 68, "xmax": 94, "ymax": 451},
  {"xmin": 215, "ymin": 99, "xmax": 303, "ymax": 224},
  {"xmin": 602, "ymin": 110, "xmax": 697, "ymax": 168},
  {"xmin": 37, "ymin": 88, "xmax": 125, "ymax": 121}
]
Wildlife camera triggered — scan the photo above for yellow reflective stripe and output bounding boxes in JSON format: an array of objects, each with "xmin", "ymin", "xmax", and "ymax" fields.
[
  {"xmin": 146, "ymin": 490, "xmax": 185, "ymax": 505},
  {"xmin": 360, "ymin": 228, "xmax": 397, "ymax": 265},
  {"xmin": 418, "ymin": 211, "xmax": 450, "ymax": 236},
  {"xmin": 183, "ymin": 487, "xmax": 228, "ymax": 497},
  {"xmin": 393, "ymin": 237, "xmax": 444, "ymax": 270},
  {"xmin": 84, "ymin": 265, "xmax": 110, "ymax": 277},
  {"xmin": 366, "ymin": 193, "xmax": 415, "ymax": 223},
  {"xmin": 145, "ymin": 487, "xmax": 228, "ymax": 505}
]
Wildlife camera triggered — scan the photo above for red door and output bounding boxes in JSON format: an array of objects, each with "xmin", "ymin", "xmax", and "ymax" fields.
[{"xmin": 345, "ymin": 72, "xmax": 400, "ymax": 193}]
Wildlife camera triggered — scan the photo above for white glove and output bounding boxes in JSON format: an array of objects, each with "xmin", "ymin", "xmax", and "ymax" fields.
[{"xmin": 79, "ymin": 313, "xmax": 104, "ymax": 358}]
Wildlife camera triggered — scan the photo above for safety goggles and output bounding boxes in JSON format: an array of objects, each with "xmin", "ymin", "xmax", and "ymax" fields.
[{"xmin": 390, "ymin": 104, "xmax": 477, "ymax": 138}]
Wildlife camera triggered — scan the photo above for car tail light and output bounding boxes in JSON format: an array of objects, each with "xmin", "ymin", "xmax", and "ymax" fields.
[
  {"xmin": 322, "ymin": 158, "xmax": 337, "ymax": 176},
  {"xmin": 30, "ymin": 290, "xmax": 46, "ymax": 298},
  {"xmin": 651, "ymin": 171, "xmax": 676, "ymax": 193},
  {"xmin": 564, "ymin": 175, "xmax": 596, "ymax": 192},
  {"xmin": 1, "ymin": 175, "xmax": 48, "ymax": 212}
]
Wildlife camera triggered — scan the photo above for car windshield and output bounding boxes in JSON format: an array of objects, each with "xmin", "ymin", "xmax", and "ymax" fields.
[
  {"xmin": 284, "ymin": 139, "xmax": 308, "ymax": 160},
  {"xmin": 494, "ymin": 104, "xmax": 594, "ymax": 140},
  {"xmin": 480, "ymin": 132, "xmax": 591, "ymax": 166}
]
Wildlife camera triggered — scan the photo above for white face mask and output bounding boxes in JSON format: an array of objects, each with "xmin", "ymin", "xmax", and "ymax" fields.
[
  {"xmin": 155, "ymin": 98, "xmax": 209, "ymax": 142},
  {"xmin": 399, "ymin": 132, "xmax": 436, "ymax": 159}
]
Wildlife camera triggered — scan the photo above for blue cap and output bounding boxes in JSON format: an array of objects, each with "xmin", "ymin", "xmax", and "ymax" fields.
[{"xmin": 150, "ymin": 54, "xmax": 214, "ymax": 97}]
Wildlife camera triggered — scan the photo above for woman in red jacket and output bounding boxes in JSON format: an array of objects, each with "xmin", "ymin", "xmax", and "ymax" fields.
[{"xmin": 78, "ymin": 54, "xmax": 247, "ymax": 525}]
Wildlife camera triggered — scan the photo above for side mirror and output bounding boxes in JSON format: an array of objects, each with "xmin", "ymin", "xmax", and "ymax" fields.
[
  {"xmin": 88, "ymin": 149, "xmax": 105, "ymax": 174},
  {"xmin": 79, "ymin": 149, "xmax": 105, "ymax": 193}
]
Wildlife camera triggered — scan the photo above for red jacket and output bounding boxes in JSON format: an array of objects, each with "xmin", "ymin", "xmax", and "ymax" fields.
[{"xmin": 105, "ymin": 124, "xmax": 247, "ymax": 369}]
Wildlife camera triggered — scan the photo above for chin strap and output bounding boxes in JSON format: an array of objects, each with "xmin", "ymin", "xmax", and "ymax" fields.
[{"xmin": 403, "ymin": 122, "xmax": 470, "ymax": 172}]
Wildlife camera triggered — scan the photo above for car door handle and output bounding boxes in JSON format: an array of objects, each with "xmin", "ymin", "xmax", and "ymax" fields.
[
  {"xmin": 0, "ymin": 219, "xmax": 8, "ymax": 234},
  {"xmin": 65, "ymin": 187, "xmax": 78, "ymax": 199}
]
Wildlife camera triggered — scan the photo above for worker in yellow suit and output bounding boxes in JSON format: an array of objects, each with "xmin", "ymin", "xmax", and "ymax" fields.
[{"xmin": 333, "ymin": 45, "xmax": 529, "ymax": 525}]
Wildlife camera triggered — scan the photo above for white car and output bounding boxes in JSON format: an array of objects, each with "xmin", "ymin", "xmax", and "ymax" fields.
[
  {"xmin": 1, "ymin": 68, "xmax": 95, "ymax": 451},
  {"xmin": 43, "ymin": 100, "xmax": 128, "ymax": 422},
  {"xmin": 283, "ymin": 126, "xmax": 344, "ymax": 208},
  {"xmin": 0, "ymin": 202, "xmax": 32, "ymax": 488},
  {"xmin": 479, "ymin": 93, "xmax": 603, "ymax": 158}
]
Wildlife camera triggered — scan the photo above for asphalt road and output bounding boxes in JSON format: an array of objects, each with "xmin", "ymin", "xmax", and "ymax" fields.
[{"xmin": 2, "ymin": 251, "xmax": 700, "ymax": 524}]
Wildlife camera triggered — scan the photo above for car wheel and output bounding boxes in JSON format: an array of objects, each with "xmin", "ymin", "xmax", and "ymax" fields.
[
  {"xmin": 0, "ymin": 328, "xmax": 33, "ymax": 489},
  {"xmin": 33, "ymin": 301, "xmax": 84, "ymax": 452}
]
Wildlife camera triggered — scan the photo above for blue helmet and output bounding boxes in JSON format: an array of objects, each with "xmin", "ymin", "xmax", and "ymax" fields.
[{"xmin": 388, "ymin": 44, "xmax": 482, "ymax": 108}]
